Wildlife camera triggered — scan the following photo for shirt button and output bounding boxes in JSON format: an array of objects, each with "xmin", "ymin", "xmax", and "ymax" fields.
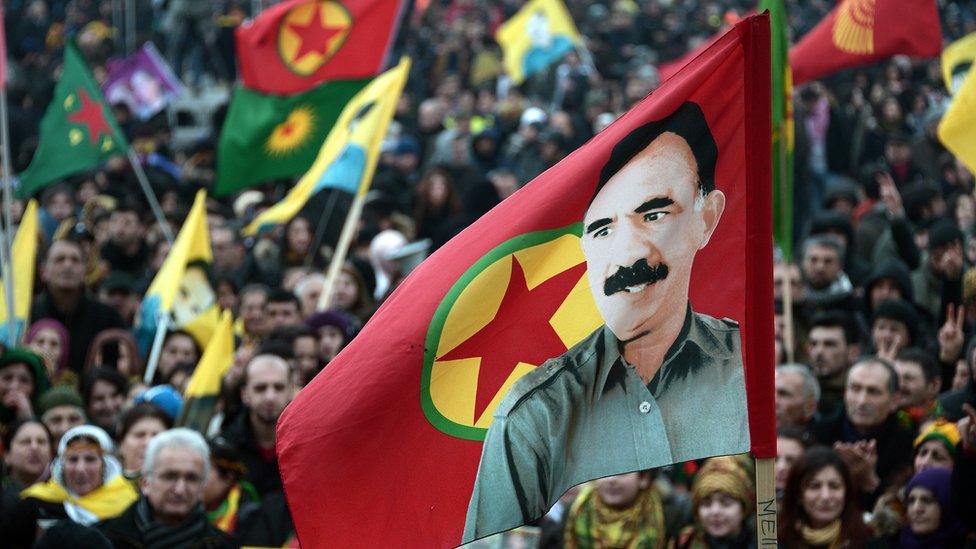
[{"xmin": 639, "ymin": 401, "xmax": 652, "ymax": 414}]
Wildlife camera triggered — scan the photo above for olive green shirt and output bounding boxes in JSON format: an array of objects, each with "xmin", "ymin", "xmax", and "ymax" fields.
[{"xmin": 462, "ymin": 308, "xmax": 749, "ymax": 542}]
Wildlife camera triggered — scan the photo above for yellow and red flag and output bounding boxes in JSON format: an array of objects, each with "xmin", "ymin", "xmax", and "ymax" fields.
[
  {"xmin": 278, "ymin": 15, "xmax": 775, "ymax": 547},
  {"xmin": 790, "ymin": 0, "xmax": 941, "ymax": 85},
  {"xmin": 236, "ymin": 0, "xmax": 406, "ymax": 95}
]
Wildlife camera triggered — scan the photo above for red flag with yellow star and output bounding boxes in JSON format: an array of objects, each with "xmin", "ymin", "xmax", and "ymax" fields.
[
  {"xmin": 236, "ymin": 0, "xmax": 406, "ymax": 95},
  {"xmin": 279, "ymin": 14, "xmax": 775, "ymax": 547},
  {"xmin": 17, "ymin": 42, "xmax": 128, "ymax": 198},
  {"xmin": 790, "ymin": 0, "xmax": 941, "ymax": 85}
]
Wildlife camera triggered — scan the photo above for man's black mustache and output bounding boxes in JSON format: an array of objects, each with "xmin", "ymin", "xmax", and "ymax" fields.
[{"xmin": 603, "ymin": 260, "xmax": 669, "ymax": 296}]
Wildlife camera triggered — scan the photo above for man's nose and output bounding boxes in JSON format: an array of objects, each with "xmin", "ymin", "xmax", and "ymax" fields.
[{"xmin": 610, "ymin": 219, "xmax": 656, "ymax": 267}]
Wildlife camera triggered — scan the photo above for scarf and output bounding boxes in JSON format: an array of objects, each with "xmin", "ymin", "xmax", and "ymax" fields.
[
  {"xmin": 565, "ymin": 484, "xmax": 666, "ymax": 549},
  {"xmin": 899, "ymin": 468, "xmax": 966, "ymax": 549},
  {"xmin": 21, "ymin": 473, "xmax": 138, "ymax": 525},
  {"xmin": 208, "ymin": 484, "xmax": 243, "ymax": 533},
  {"xmin": 135, "ymin": 497, "xmax": 211, "ymax": 549},
  {"xmin": 799, "ymin": 520, "xmax": 841, "ymax": 548}
]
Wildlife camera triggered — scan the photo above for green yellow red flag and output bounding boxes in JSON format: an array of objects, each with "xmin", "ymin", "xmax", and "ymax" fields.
[
  {"xmin": 17, "ymin": 43, "xmax": 128, "ymax": 198},
  {"xmin": 242, "ymin": 58, "xmax": 410, "ymax": 235}
]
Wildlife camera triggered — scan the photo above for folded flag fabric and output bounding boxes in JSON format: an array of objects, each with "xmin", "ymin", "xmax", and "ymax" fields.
[
  {"xmin": 242, "ymin": 58, "xmax": 410, "ymax": 235},
  {"xmin": 278, "ymin": 15, "xmax": 774, "ymax": 547},
  {"xmin": 942, "ymin": 32, "xmax": 976, "ymax": 95},
  {"xmin": 0, "ymin": 200, "xmax": 39, "ymax": 345},
  {"xmin": 103, "ymin": 42, "xmax": 184, "ymax": 121},
  {"xmin": 137, "ymin": 190, "xmax": 218, "ymax": 351},
  {"xmin": 790, "ymin": 0, "xmax": 941, "ymax": 85},
  {"xmin": 939, "ymin": 68, "xmax": 976, "ymax": 175},
  {"xmin": 178, "ymin": 309, "xmax": 235, "ymax": 433},
  {"xmin": 495, "ymin": 0, "xmax": 582, "ymax": 84},
  {"xmin": 17, "ymin": 42, "xmax": 128, "ymax": 198},
  {"xmin": 214, "ymin": 78, "xmax": 371, "ymax": 197},
  {"xmin": 236, "ymin": 0, "xmax": 405, "ymax": 95}
]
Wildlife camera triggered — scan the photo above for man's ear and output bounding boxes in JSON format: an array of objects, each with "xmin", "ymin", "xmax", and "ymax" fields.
[{"xmin": 698, "ymin": 189, "xmax": 726, "ymax": 249}]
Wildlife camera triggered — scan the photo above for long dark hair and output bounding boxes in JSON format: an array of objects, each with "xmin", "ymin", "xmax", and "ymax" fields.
[{"xmin": 778, "ymin": 446, "xmax": 870, "ymax": 546}]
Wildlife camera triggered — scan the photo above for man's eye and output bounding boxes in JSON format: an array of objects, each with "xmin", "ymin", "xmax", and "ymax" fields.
[
  {"xmin": 644, "ymin": 211, "xmax": 667, "ymax": 222},
  {"xmin": 593, "ymin": 226, "xmax": 611, "ymax": 238}
]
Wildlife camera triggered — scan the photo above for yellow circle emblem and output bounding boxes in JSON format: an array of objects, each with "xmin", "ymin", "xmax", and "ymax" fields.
[
  {"xmin": 832, "ymin": 0, "xmax": 876, "ymax": 55},
  {"xmin": 266, "ymin": 106, "xmax": 316, "ymax": 156},
  {"xmin": 278, "ymin": 0, "xmax": 352, "ymax": 76}
]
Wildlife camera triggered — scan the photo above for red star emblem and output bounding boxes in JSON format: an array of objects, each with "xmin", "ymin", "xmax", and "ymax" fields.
[
  {"xmin": 67, "ymin": 89, "xmax": 112, "ymax": 145},
  {"xmin": 287, "ymin": 3, "xmax": 345, "ymax": 63},
  {"xmin": 437, "ymin": 257, "xmax": 588, "ymax": 420}
]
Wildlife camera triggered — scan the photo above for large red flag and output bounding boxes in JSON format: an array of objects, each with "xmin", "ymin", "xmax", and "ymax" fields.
[
  {"xmin": 278, "ymin": 14, "xmax": 773, "ymax": 547},
  {"xmin": 236, "ymin": 0, "xmax": 406, "ymax": 95},
  {"xmin": 790, "ymin": 0, "xmax": 941, "ymax": 85}
]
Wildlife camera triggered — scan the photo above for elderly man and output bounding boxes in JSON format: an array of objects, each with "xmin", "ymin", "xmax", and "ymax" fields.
[
  {"xmin": 775, "ymin": 364, "xmax": 820, "ymax": 430},
  {"xmin": 464, "ymin": 102, "xmax": 747, "ymax": 540},
  {"xmin": 810, "ymin": 357, "xmax": 914, "ymax": 500},
  {"xmin": 98, "ymin": 428, "xmax": 237, "ymax": 548}
]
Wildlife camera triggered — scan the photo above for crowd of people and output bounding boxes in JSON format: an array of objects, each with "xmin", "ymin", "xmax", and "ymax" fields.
[{"xmin": 1, "ymin": 0, "xmax": 976, "ymax": 547}]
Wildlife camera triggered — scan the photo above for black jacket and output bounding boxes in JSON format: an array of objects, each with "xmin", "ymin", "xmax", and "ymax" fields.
[
  {"xmin": 97, "ymin": 499, "xmax": 238, "ymax": 549},
  {"xmin": 217, "ymin": 411, "xmax": 282, "ymax": 497},
  {"xmin": 31, "ymin": 291, "xmax": 125, "ymax": 372}
]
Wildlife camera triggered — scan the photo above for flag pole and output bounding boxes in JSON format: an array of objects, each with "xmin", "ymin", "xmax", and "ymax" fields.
[
  {"xmin": 126, "ymin": 148, "xmax": 175, "ymax": 244},
  {"xmin": 143, "ymin": 311, "xmax": 170, "ymax": 383},
  {"xmin": 0, "ymin": 84, "xmax": 17, "ymax": 344},
  {"xmin": 316, "ymin": 192, "xmax": 366, "ymax": 311},
  {"xmin": 304, "ymin": 190, "xmax": 342, "ymax": 268},
  {"xmin": 755, "ymin": 457, "xmax": 777, "ymax": 548}
]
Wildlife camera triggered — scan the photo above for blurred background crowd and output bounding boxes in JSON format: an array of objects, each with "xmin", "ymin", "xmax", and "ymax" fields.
[{"xmin": 1, "ymin": 0, "xmax": 976, "ymax": 547}]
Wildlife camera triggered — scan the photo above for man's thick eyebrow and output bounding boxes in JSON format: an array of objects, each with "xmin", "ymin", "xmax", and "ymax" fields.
[
  {"xmin": 634, "ymin": 197, "xmax": 675, "ymax": 213},
  {"xmin": 584, "ymin": 217, "xmax": 612, "ymax": 235}
]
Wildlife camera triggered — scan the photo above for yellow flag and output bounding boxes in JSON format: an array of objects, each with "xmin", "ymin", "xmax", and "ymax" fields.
[
  {"xmin": 138, "ymin": 190, "xmax": 218, "ymax": 347},
  {"xmin": 495, "ymin": 0, "xmax": 582, "ymax": 84},
  {"xmin": 942, "ymin": 32, "xmax": 976, "ymax": 95},
  {"xmin": 0, "ymin": 200, "xmax": 39, "ymax": 345},
  {"xmin": 939, "ymin": 69, "xmax": 976, "ymax": 174},
  {"xmin": 243, "ymin": 57, "xmax": 412, "ymax": 236},
  {"xmin": 179, "ymin": 309, "xmax": 235, "ymax": 433}
]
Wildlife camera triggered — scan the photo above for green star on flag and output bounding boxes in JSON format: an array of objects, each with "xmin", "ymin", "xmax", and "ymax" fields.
[{"xmin": 17, "ymin": 42, "xmax": 128, "ymax": 198}]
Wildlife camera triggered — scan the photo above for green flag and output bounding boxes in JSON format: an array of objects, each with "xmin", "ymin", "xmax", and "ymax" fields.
[
  {"xmin": 760, "ymin": 0, "xmax": 794, "ymax": 260},
  {"xmin": 17, "ymin": 43, "xmax": 128, "ymax": 198},
  {"xmin": 214, "ymin": 78, "xmax": 372, "ymax": 197}
]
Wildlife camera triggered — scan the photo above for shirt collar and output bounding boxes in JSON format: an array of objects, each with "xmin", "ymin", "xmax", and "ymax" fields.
[{"xmin": 596, "ymin": 306, "xmax": 735, "ymax": 398}]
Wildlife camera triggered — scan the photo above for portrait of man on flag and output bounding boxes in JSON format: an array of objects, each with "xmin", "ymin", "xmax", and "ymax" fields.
[{"xmin": 463, "ymin": 101, "xmax": 749, "ymax": 541}]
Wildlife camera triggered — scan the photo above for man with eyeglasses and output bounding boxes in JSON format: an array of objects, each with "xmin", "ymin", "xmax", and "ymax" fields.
[{"xmin": 99, "ymin": 428, "xmax": 238, "ymax": 548}]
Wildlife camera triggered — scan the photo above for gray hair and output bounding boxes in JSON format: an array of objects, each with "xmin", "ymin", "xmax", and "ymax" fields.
[
  {"xmin": 142, "ymin": 428, "xmax": 210, "ymax": 481},
  {"xmin": 777, "ymin": 363, "xmax": 821, "ymax": 403}
]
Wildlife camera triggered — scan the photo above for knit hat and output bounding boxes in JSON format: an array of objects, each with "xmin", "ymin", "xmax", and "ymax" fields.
[
  {"xmin": 914, "ymin": 420, "xmax": 961, "ymax": 456},
  {"xmin": 928, "ymin": 220, "xmax": 964, "ymax": 251},
  {"xmin": 306, "ymin": 310, "xmax": 354, "ymax": 342},
  {"xmin": 873, "ymin": 298, "xmax": 920, "ymax": 346},
  {"xmin": 692, "ymin": 455, "xmax": 755, "ymax": 517},
  {"xmin": 38, "ymin": 386, "xmax": 85, "ymax": 415},
  {"xmin": 133, "ymin": 385, "xmax": 183, "ymax": 421},
  {"xmin": 0, "ymin": 348, "xmax": 52, "ymax": 398}
]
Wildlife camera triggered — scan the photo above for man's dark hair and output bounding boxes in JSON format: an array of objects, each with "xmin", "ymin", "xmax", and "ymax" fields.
[
  {"xmin": 808, "ymin": 310, "xmax": 859, "ymax": 345},
  {"xmin": 895, "ymin": 347, "xmax": 940, "ymax": 384},
  {"xmin": 268, "ymin": 288, "xmax": 301, "ymax": 309},
  {"xmin": 595, "ymin": 101, "xmax": 717, "ymax": 201},
  {"xmin": 849, "ymin": 356, "xmax": 899, "ymax": 395}
]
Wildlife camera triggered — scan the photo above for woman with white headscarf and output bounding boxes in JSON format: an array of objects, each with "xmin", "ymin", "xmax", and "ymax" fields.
[{"xmin": 11, "ymin": 425, "xmax": 138, "ymax": 546}]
